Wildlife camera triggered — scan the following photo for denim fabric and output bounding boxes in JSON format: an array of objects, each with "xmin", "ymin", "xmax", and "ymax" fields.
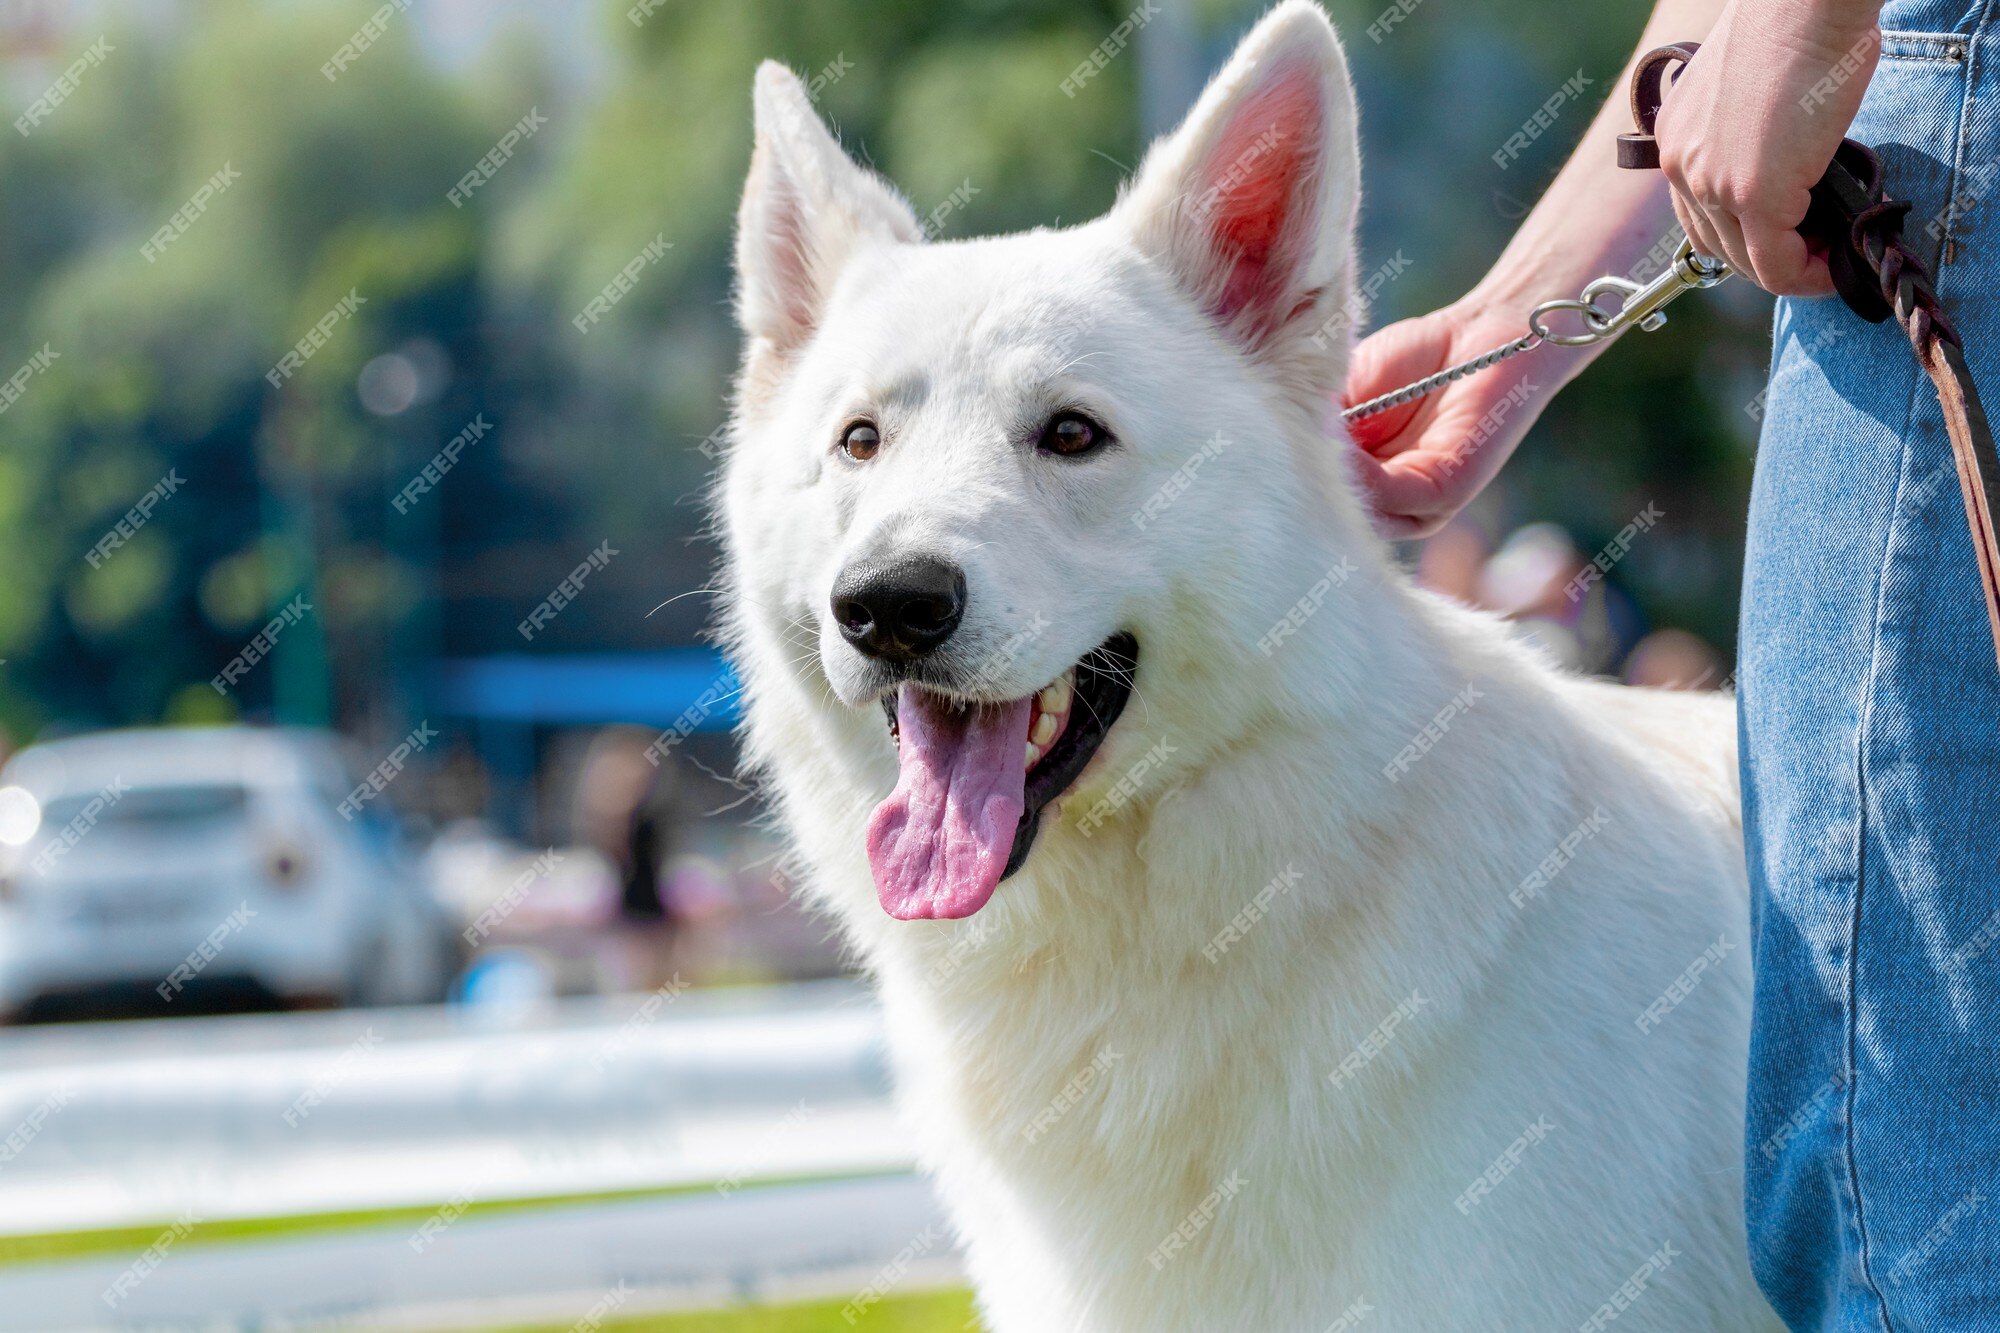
[{"xmin": 1740, "ymin": 2, "xmax": 2000, "ymax": 1328}]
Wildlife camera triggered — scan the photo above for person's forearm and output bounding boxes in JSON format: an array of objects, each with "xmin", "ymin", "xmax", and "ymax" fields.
[{"xmin": 1462, "ymin": 0, "xmax": 1729, "ymax": 368}]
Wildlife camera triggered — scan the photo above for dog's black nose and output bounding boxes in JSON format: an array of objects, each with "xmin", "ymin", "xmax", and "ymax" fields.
[{"xmin": 831, "ymin": 558, "xmax": 966, "ymax": 662}]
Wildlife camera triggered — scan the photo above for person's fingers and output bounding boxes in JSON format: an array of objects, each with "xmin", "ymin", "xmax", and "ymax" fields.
[
  {"xmin": 1345, "ymin": 317, "xmax": 1450, "ymax": 454},
  {"xmin": 1701, "ymin": 208, "xmax": 1757, "ymax": 283},
  {"xmin": 1671, "ymin": 193, "xmax": 1731, "ymax": 276},
  {"xmin": 1346, "ymin": 447, "xmax": 1446, "ymax": 539},
  {"xmin": 1350, "ymin": 438, "xmax": 1499, "ymax": 540},
  {"xmin": 1741, "ymin": 214, "xmax": 1835, "ymax": 296},
  {"xmin": 1345, "ymin": 396, "xmax": 1426, "ymax": 454}
]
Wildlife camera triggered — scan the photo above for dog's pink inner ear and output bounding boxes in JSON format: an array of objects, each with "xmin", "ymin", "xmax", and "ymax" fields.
[{"xmin": 1193, "ymin": 60, "xmax": 1324, "ymax": 342}]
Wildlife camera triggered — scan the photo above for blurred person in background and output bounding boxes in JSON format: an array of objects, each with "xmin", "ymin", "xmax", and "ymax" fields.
[
  {"xmin": 573, "ymin": 726, "xmax": 683, "ymax": 991},
  {"xmin": 1347, "ymin": 0, "xmax": 2000, "ymax": 1325},
  {"xmin": 1625, "ymin": 627, "xmax": 1728, "ymax": 690}
]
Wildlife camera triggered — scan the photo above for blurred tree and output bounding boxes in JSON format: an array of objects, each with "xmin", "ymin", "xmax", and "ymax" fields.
[{"xmin": 0, "ymin": 0, "xmax": 1767, "ymax": 746}]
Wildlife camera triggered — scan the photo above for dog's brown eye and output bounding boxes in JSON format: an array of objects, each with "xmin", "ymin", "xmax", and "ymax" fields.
[
  {"xmin": 1040, "ymin": 411, "xmax": 1106, "ymax": 457},
  {"xmin": 841, "ymin": 421, "xmax": 881, "ymax": 461}
]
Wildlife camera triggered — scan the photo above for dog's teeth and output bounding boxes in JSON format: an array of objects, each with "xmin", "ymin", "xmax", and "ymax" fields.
[
  {"xmin": 1024, "ymin": 742, "xmax": 1041, "ymax": 769},
  {"xmin": 1031, "ymin": 712, "xmax": 1058, "ymax": 746},
  {"xmin": 1038, "ymin": 674, "xmax": 1072, "ymax": 714}
]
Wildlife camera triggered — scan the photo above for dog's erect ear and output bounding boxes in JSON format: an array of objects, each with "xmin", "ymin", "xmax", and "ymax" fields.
[
  {"xmin": 735, "ymin": 62, "xmax": 921, "ymax": 360},
  {"xmin": 1119, "ymin": 1, "xmax": 1359, "ymax": 371}
]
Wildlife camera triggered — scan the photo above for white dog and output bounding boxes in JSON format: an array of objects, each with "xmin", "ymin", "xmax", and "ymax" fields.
[{"xmin": 718, "ymin": 4, "xmax": 1777, "ymax": 1328}]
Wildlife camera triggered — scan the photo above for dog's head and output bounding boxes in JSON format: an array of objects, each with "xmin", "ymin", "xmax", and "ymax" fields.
[{"xmin": 722, "ymin": 2, "xmax": 1379, "ymax": 924}]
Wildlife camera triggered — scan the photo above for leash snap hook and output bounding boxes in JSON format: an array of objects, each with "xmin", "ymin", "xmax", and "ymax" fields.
[{"xmin": 1546, "ymin": 238, "xmax": 1732, "ymax": 346}]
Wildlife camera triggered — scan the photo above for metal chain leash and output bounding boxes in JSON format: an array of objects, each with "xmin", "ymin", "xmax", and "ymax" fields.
[{"xmin": 1341, "ymin": 237, "xmax": 1731, "ymax": 424}]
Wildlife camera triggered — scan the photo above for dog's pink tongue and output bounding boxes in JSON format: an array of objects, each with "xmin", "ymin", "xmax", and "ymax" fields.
[{"xmin": 866, "ymin": 691, "xmax": 1031, "ymax": 920}]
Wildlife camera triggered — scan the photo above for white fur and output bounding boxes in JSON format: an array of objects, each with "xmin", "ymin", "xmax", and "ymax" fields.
[{"xmin": 719, "ymin": 4, "xmax": 1778, "ymax": 1328}]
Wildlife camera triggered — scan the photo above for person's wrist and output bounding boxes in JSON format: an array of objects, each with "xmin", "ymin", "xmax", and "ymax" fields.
[{"xmin": 1755, "ymin": 0, "xmax": 1880, "ymax": 53}]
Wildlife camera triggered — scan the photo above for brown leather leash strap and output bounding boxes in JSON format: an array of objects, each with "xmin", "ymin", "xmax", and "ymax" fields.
[{"xmin": 1620, "ymin": 43, "xmax": 2000, "ymax": 671}]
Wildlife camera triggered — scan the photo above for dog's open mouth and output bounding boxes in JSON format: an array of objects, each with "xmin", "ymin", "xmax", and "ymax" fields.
[{"xmin": 864, "ymin": 632, "xmax": 1139, "ymax": 920}]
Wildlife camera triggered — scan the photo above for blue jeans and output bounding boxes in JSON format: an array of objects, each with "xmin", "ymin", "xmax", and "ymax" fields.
[{"xmin": 1741, "ymin": 1, "xmax": 2000, "ymax": 1328}]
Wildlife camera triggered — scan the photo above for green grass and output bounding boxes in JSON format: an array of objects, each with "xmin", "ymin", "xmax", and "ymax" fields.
[
  {"xmin": 485, "ymin": 1289, "xmax": 981, "ymax": 1332},
  {"xmin": 0, "ymin": 1169, "xmax": 909, "ymax": 1268}
]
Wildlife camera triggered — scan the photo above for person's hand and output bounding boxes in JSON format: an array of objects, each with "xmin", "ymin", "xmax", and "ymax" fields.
[
  {"xmin": 1654, "ymin": 0, "xmax": 1881, "ymax": 295},
  {"xmin": 1345, "ymin": 299, "xmax": 1582, "ymax": 539}
]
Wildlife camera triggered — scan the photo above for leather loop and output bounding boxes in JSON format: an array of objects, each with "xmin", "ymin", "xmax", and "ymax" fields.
[{"xmin": 1615, "ymin": 43, "xmax": 1701, "ymax": 172}]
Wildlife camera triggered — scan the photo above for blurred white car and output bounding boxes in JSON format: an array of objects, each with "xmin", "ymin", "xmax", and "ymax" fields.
[{"xmin": 0, "ymin": 726, "xmax": 457, "ymax": 1020}]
